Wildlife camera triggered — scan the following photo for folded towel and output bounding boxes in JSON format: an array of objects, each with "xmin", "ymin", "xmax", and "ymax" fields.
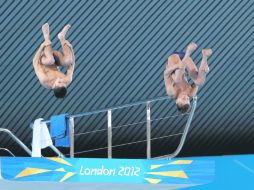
[
  {"xmin": 32, "ymin": 118, "xmax": 53, "ymax": 157},
  {"xmin": 55, "ymin": 117, "xmax": 74, "ymax": 147},
  {"xmin": 50, "ymin": 114, "xmax": 73, "ymax": 147},
  {"xmin": 50, "ymin": 114, "xmax": 67, "ymax": 139}
]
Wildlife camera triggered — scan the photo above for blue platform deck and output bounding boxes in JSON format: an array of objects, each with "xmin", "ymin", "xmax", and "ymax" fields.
[{"xmin": 1, "ymin": 154, "xmax": 254, "ymax": 190}]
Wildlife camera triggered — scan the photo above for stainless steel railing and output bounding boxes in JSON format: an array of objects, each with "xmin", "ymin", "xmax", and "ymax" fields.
[
  {"xmin": 0, "ymin": 148, "xmax": 15, "ymax": 157},
  {"xmin": 41, "ymin": 96, "xmax": 197, "ymax": 159},
  {"xmin": 0, "ymin": 96, "xmax": 197, "ymax": 159},
  {"xmin": 0, "ymin": 128, "xmax": 32, "ymax": 156}
]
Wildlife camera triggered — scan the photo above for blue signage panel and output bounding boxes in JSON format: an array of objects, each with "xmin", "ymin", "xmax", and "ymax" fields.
[{"xmin": 1, "ymin": 157, "xmax": 214, "ymax": 187}]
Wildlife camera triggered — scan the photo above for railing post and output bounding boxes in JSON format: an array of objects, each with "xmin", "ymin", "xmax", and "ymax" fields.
[
  {"xmin": 146, "ymin": 101, "xmax": 151, "ymax": 159},
  {"xmin": 167, "ymin": 96, "xmax": 198, "ymax": 159},
  {"xmin": 108, "ymin": 109, "xmax": 112, "ymax": 158},
  {"xmin": 69, "ymin": 117, "xmax": 75, "ymax": 158}
]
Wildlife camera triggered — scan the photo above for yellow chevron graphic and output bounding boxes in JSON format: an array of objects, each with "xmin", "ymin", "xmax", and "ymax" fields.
[
  {"xmin": 46, "ymin": 157, "xmax": 72, "ymax": 166},
  {"xmin": 60, "ymin": 172, "xmax": 75, "ymax": 182},
  {"xmin": 144, "ymin": 178, "xmax": 161, "ymax": 184},
  {"xmin": 150, "ymin": 160, "xmax": 192, "ymax": 169},
  {"xmin": 169, "ymin": 160, "xmax": 192, "ymax": 165},
  {"xmin": 55, "ymin": 168, "xmax": 66, "ymax": 172},
  {"xmin": 146, "ymin": 171, "xmax": 188, "ymax": 178},
  {"xmin": 150, "ymin": 164, "xmax": 165, "ymax": 170},
  {"xmin": 15, "ymin": 168, "xmax": 51, "ymax": 178}
]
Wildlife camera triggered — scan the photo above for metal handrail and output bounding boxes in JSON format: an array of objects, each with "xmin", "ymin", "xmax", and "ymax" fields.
[
  {"xmin": 35, "ymin": 95, "xmax": 197, "ymax": 159},
  {"xmin": 0, "ymin": 128, "xmax": 32, "ymax": 156},
  {"xmin": 155, "ymin": 96, "xmax": 198, "ymax": 159},
  {"xmin": 42, "ymin": 96, "xmax": 171, "ymax": 124},
  {"xmin": 0, "ymin": 148, "xmax": 15, "ymax": 157},
  {"xmin": 40, "ymin": 96, "xmax": 171, "ymax": 158},
  {"xmin": 65, "ymin": 132, "xmax": 183, "ymax": 156},
  {"xmin": 45, "ymin": 96, "xmax": 196, "ymax": 159},
  {"xmin": 0, "ymin": 95, "xmax": 196, "ymax": 158}
]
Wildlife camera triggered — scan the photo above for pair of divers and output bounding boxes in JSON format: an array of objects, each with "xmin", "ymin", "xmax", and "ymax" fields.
[{"xmin": 33, "ymin": 24, "xmax": 212, "ymax": 112}]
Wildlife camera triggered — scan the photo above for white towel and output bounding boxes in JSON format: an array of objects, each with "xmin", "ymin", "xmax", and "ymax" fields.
[{"xmin": 32, "ymin": 118, "xmax": 53, "ymax": 157}]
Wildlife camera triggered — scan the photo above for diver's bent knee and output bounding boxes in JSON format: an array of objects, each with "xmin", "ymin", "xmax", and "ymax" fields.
[
  {"xmin": 61, "ymin": 58, "xmax": 73, "ymax": 66},
  {"xmin": 41, "ymin": 57, "xmax": 55, "ymax": 65},
  {"xmin": 194, "ymin": 79, "xmax": 205, "ymax": 86}
]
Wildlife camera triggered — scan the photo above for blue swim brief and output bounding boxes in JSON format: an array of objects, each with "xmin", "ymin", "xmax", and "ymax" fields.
[{"xmin": 172, "ymin": 51, "xmax": 185, "ymax": 60}]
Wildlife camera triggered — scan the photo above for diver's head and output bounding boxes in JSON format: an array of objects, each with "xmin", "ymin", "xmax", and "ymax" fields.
[
  {"xmin": 176, "ymin": 92, "xmax": 190, "ymax": 113},
  {"xmin": 52, "ymin": 78, "xmax": 67, "ymax": 98},
  {"xmin": 53, "ymin": 87, "xmax": 67, "ymax": 98}
]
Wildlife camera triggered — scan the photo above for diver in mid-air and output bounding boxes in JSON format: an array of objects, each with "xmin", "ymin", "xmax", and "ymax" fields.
[
  {"xmin": 164, "ymin": 42, "xmax": 212, "ymax": 113},
  {"xmin": 33, "ymin": 23, "xmax": 75, "ymax": 98}
]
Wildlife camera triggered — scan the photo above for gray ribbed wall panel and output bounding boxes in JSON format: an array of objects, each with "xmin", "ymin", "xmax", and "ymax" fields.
[{"xmin": 0, "ymin": 0, "xmax": 253, "ymax": 157}]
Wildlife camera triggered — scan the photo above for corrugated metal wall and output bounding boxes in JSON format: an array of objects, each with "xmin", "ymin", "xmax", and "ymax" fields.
[{"xmin": 0, "ymin": 0, "xmax": 253, "ymax": 158}]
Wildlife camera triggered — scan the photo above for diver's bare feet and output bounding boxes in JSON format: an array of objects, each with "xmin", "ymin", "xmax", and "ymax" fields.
[
  {"xmin": 200, "ymin": 54, "xmax": 210, "ymax": 73},
  {"xmin": 202, "ymin": 48, "xmax": 213, "ymax": 57},
  {"xmin": 58, "ymin": 24, "xmax": 71, "ymax": 41},
  {"xmin": 42, "ymin": 23, "xmax": 51, "ymax": 45},
  {"xmin": 186, "ymin": 42, "xmax": 198, "ymax": 56}
]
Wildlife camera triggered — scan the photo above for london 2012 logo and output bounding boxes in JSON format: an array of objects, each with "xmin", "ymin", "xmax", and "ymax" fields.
[{"xmin": 79, "ymin": 165, "xmax": 141, "ymax": 177}]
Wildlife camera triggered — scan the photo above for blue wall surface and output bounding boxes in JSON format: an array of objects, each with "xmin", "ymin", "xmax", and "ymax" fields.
[{"xmin": 0, "ymin": 0, "xmax": 253, "ymax": 157}]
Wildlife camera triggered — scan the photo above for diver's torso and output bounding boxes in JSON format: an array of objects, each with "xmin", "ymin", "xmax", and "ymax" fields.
[{"xmin": 38, "ymin": 64, "xmax": 66, "ymax": 89}]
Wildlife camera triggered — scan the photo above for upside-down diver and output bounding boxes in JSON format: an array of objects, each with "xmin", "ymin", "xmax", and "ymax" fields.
[
  {"xmin": 164, "ymin": 42, "xmax": 212, "ymax": 113},
  {"xmin": 33, "ymin": 23, "xmax": 75, "ymax": 98}
]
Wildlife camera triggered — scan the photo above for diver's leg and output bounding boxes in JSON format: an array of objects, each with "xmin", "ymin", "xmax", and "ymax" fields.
[
  {"xmin": 175, "ymin": 42, "xmax": 197, "ymax": 83},
  {"xmin": 181, "ymin": 42, "xmax": 199, "ymax": 79},
  {"xmin": 174, "ymin": 67, "xmax": 184, "ymax": 83},
  {"xmin": 183, "ymin": 42, "xmax": 198, "ymax": 59},
  {"xmin": 167, "ymin": 54, "xmax": 185, "ymax": 83},
  {"xmin": 193, "ymin": 49, "xmax": 212, "ymax": 86},
  {"xmin": 55, "ymin": 24, "xmax": 74, "ymax": 66},
  {"xmin": 200, "ymin": 49, "xmax": 212, "ymax": 72},
  {"xmin": 183, "ymin": 57, "xmax": 199, "ymax": 79},
  {"xmin": 41, "ymin": 23, "xmax": 55, "ymax": 65}
]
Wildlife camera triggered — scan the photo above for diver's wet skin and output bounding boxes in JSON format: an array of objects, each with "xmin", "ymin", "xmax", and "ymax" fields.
[
  {"xmin": 202, "ymin": 48, "xmax": 213, "ymax": 57},
  {"xmin": 185, "ymin": 42, "xmax": 198, "ymax": 56},
  {"xmin": 164, "ymin": 42, "xmax": 212, "ymax": 113},
  {"xmin": 33, "ymin": 23, "xmax": 75, "ymax": 98},
  {"xmin": 41, "ymin": 23, "xmax": 51, "ymax": 45},
  {"xmin": 58, "ymin": 24, "xmax": 71, "ymax": 41}
]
